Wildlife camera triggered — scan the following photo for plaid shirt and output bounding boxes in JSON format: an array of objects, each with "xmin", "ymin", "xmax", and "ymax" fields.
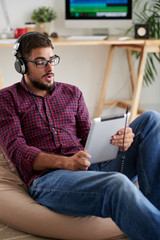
[{"xmin": 0, "ymin": 78, "xmax": 91, "ymax": 186}]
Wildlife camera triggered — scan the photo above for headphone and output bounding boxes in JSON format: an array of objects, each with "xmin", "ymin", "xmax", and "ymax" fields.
[{"xmin": 13, "ymin": 32, "xmax": 54, "ymax": 75}]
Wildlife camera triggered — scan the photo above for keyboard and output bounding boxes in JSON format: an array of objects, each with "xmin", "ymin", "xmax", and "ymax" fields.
[{"xmin": 66, "ymin": 35, "xmax": 108, "ymax": 41}]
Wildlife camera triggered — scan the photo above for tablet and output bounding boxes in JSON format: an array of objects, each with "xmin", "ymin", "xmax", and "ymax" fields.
[{"xmin": 85, "ymin": 112, "xmax": 130, "ymax": 164}]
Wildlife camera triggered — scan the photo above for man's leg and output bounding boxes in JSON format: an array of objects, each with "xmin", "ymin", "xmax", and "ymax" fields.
[
  {"xmin": 95, "ymin": 110, "xmax": 160, "ymax": 209},
  {"xmin": 29, "ymin": 169, "xmax": 160, "ymax": 240},
  {"xmin": 122, "ymin": 110, "xmax": 160, "ymax": 209}
]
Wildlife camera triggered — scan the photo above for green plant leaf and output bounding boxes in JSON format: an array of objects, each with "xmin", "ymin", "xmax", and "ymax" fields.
[
  {"xmin": 32, "ymin": 6, "xmax": 57, "ymax": 23},
  {"xmin": 148, "ymin": 55, "xmax": 157, "ymax": 75},
  {"xmin": 125, "ymin": 0, "xmax": 160, "ymax": 86}
]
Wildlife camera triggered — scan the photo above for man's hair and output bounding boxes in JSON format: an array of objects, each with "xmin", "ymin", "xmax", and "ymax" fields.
[{"xmin": 18, "ymin": 33, "xmax": 53, "ymax": 58}]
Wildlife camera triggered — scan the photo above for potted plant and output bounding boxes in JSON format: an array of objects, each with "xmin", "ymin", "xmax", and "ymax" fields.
[
  {"xmin": 31, "ymin": 6, "xmax": 57, "ymax": 34},
  {"xmin": 126, "ymin": 0, "xmax": 160, "ymax": 86}
]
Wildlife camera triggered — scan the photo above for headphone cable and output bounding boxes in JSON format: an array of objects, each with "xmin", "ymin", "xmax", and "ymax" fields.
[
  {"xmin": 120, "ymin": 105, "xmax": 130, "ymax": 173},
  {"xmin": 23, "ymin": 76, "xmax": 81, "ymax": 151}
]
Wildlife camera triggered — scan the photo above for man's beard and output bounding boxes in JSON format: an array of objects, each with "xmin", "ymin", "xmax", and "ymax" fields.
[{"xmin": 27, "ymin": 73, "xmax": 55, "ymax": 92}]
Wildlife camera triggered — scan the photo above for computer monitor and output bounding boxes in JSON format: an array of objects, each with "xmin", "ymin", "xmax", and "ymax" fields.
[{"xmin": 65, "ymin": 0, "xmax": 132, "ymax": 34}]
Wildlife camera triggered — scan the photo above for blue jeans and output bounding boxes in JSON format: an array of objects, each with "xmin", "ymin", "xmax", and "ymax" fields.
[{"xmin": 29, "ymin": 111, "xmax": 160, "ymax": 240}]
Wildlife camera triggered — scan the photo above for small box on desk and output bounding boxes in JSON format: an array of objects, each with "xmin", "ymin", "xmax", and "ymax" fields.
[{"xmin": 134, "ymin": 24, "xmax": 150, "ymax": 39}]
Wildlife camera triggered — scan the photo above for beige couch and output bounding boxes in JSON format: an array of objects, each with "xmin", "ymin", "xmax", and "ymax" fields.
[{"xmin": 0, "ymin": 144, "xmax": 128, "ymax": 240}]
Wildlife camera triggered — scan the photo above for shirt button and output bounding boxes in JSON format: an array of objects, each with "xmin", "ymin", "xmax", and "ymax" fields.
[{"xmin": 54, "ymin": 131, "xmax": 57, "ymax": 135}]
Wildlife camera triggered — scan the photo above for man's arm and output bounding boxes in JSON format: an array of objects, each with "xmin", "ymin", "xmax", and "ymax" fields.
[
  {"xmin": 0, "ymin": 91, "xmax": 41, "ymax": 173},
  {"xmin": 33, "ymin": 151, "xmax": 91, "ymax": 171}
]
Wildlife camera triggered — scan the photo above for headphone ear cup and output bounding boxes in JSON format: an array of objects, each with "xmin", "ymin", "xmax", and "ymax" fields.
[{"xmin": 14, "ymin": 58, "xmax": 27, "ymax": 74}]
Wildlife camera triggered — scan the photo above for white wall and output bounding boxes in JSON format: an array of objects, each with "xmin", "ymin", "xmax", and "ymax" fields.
[
  {"xmin": 0, "ymin": 0, "xmax": 160, "ymax": 119},
  {"xmin": 0, "ymin": 0, "xmax": 55, "ymax": 32}
]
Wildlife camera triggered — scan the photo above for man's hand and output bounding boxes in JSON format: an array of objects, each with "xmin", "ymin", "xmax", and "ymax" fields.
[
  {"xmin": 64, "ymin": 151, "xmax": 91, "ymax": 171},
  {"xmin": 110, "ymin": 126, "xmax": 134, "ymax": 151}
]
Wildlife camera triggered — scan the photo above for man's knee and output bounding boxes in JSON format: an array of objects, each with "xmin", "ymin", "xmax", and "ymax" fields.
[
  {"xmin": 142, "ymin": 110, "xmax": 160, "ymax": 121},
  {"xmin": 109, "ymin": 172, "xmax": 134, "ymax": 191},
  {"xmin": 136, "ymin": 111, "xmax": 160, "ymax": 125}
]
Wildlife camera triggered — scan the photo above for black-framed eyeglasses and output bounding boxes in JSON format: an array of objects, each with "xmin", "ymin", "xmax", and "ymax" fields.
[{"xmin": 24, "ymin": 55, "xmax": 60, "ymax": 68}]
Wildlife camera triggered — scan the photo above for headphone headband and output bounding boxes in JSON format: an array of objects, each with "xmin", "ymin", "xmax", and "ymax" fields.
[{"xmin": 13, "ymin": 32, "xmax": 53, "ymax": 57}]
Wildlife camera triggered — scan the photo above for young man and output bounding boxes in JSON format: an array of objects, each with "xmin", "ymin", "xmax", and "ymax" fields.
[{"xmin": 0, "ymin": 32, "xmax": 160, "ymax": 240}]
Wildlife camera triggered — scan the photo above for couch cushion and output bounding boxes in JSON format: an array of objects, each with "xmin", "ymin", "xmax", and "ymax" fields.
[
  {"xmin": 0, "ymin": 145, "xmax": 125, "ymax": 240},
  {"xmin": 0, "ymin": 222, "xmax": 52, "ymax": 240}
]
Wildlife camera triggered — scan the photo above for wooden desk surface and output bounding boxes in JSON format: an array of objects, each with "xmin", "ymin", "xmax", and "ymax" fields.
[
  {"xmin": 0, "ymin": 36, "xmax": 160, "ymax": 47},
  {"xmin": 51, "ymin": 36, "xmax": 145, "ymax": 46},
  {"xmin": 52, "ymin": 36, "xmax": 160, "ymax": 46}
]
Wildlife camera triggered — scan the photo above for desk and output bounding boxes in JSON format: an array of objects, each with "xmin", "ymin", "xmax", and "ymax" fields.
[
  {"xmin": 0, "ymin": 37, "xmax": 160, "ymax": 122},
  {"xmin": 94, "ymin": 38, "xmax": 160, "ymax": 122}
]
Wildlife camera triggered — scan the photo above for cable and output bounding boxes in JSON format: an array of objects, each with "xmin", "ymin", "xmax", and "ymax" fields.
[
  {"xmin": 23, "ymin": 77, "xmax": 130, "ymax": 163},
  {"xmin": 23, "ymin": 76, "xmax": 81, "ymax": 151},
  {"xmin": 120, "ymin": 105, "xmax": 130, "ymax": 173},
  {"xmin": 34, "ymin": 99, "xmax": 81, "ymax": 151}
]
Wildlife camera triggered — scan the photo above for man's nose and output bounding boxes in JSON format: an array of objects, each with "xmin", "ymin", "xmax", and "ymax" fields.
[{"xmin": 45, "ymin": 61, "xmax": 53, "ymax": 71}]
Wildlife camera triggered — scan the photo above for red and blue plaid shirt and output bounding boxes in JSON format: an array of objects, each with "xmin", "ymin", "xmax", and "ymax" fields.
[{"xmin": 0, "ymin": 78, "xmax": 91, "ymax": 186}]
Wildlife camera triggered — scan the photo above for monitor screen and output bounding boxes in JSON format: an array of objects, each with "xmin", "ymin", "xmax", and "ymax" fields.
[
  {"xmin": 66, "ymin": 0, "xmax": 132, "ymax": 20},
  {"xmin": 65, "ymin": 0, "xmax": 132, "ymax": 34}
]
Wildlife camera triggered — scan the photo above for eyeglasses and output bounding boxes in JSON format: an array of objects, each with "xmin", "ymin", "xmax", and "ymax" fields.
[{"xmin": 24, "ymin": 55, "xmax": 60, "ymax": 68}]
